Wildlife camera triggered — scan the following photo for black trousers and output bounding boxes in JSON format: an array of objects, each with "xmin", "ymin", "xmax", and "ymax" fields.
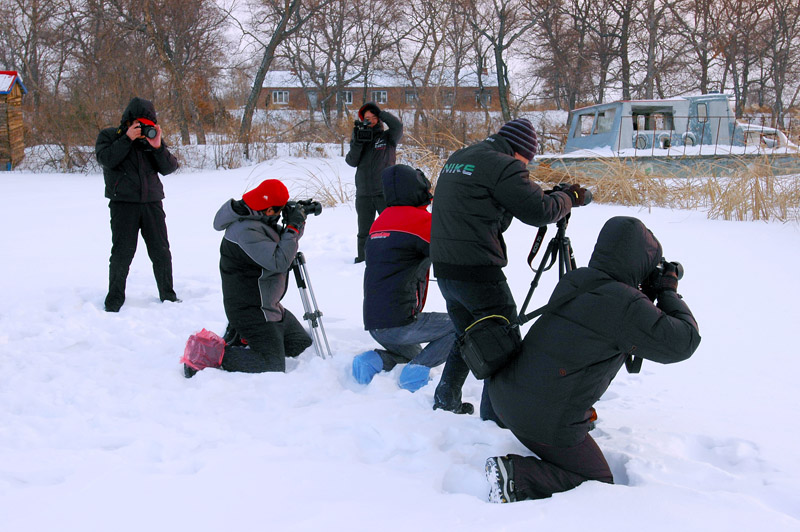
[
  {"xmin": 355, "ymin": 194, "xmax": 385, "ymax": 261},
  {"xmin": 106, "ymin": 201, "xmax": 175, "ymax": 309},
  {"xmin": 221, "ymin": 308, "xmax": 312, "ymax": 373},
  {"xmin": 508, "ymin": 435, "xmax": 614, "ymax": 500},
  {"xmin": 434, "ymin": 278, "xmax": 518, "ymax": 409}
]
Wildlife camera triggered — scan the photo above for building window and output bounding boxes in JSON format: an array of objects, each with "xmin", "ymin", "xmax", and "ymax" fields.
[
  {"xmin": 442, "ymin": 90, "xmax": 455, "ymax": 108},
  {"xmin": 475, "ymin": 90, "xmax": 492, "ymax": 107},
  {"xmin": 272, "ymin": 90, "xmax": 289, "ymax": 105},
  {"xmin": 338, "ymin": 90, "xmax": 353, "ymax": 105},
  {"xmin": 372, "ymin": 90, "xmax": 388, "ymax": 104},
  {"xmin": 405, "ymin": 91, "xmax": 419, "ymax": 104}
]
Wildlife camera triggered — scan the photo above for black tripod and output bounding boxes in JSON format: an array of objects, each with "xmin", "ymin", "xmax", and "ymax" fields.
[
  {"xmin": 291, "ymin": 251, "xmax": 332, "ymax": 359},
  {"xmin": 518, "ymin": 214, "xmax": 576, "ymax": 326}
]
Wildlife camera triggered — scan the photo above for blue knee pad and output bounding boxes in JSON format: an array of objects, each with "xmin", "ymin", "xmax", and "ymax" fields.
[
  {"xmin": 398, "ymin": 363, "xmax": 431, "ymax": 392},
  {"xmin": 352, "ymin": 350, "xmax": 383, "ymax": 384}
]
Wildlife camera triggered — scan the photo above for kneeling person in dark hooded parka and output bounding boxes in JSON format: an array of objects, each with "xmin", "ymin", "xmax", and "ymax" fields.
[
  {"xmin": 353, "ymin": 164, "xmax": 457, "ymax": 392},
  {"xmin": 483, "ymin": 216, "xmax": 701, "ymax": 503},
  {"xmin": 213, "ymin": 179, "xmax": 312, "ymax": 373}
]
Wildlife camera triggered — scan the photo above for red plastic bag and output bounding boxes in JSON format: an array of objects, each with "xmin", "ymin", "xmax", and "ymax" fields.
[{"xmin": 180, "ymin": 328, "xmax": 226, "ymax": 371}]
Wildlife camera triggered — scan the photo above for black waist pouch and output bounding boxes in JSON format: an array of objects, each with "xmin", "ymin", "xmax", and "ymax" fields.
[{"xmin": 460, "ymin": 315, "xmax": 522, "ymax": 380}]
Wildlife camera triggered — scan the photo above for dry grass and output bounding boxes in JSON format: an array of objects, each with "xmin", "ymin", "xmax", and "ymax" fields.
[
  {"xmin": 530, "ymin": 157, "xmax": 800, "ymax": 222},
  {"xmin": 285, "ymin": 160, "xmax": 355, "ymax": 207}
]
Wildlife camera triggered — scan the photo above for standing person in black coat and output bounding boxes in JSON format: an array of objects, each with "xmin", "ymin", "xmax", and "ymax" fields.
[
  {"xmin": 96, "ymin": 97, "xmax": 179, "ymax": 312},
  {"xmin": 430, "ymin": 118, "xmax": 587, "ymax": 414},
  {"xmin": 206, "ymin": 179, "xmax": 312, "ymax": 376},
  {"xmin": 345, "ymin": 101, "xmax": 403, "ymax": 263},
  {"xmin": 483, "ymin": 216, "xmax": 701, "ymax": 502}
]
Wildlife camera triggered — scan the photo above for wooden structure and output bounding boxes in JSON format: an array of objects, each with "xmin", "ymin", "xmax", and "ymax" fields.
[{"xmin": 0, "ymin": 71, "xmax": 27, "ymax": 170}]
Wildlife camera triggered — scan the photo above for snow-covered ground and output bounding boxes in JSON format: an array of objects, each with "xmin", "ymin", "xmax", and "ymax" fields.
[{"xmin": 1, "ymin": 156, "xmax": 799, "ymax": 531}]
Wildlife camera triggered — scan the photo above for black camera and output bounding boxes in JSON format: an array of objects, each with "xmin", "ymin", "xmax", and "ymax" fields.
[
  {"xmin": 641, "ymin": 257, "xmax": 684, "ymax": 300},
  {"xmin": 549, "ymin": 183, "xmax": 592, "ymax": 206},
  {"xmin": 140, "ymin": 124, "xmax": 157, "ymax": 139},
  {"xmin": 353, "ymin": 120, "xmax": 374, "ymax": 143},
  {"xmin": 286, "ymin": 198, "xmax": 323, "ymax": 217},
  {"xmin": 650, "ymin": 258, "xmax": 684, "ymax": 281}
]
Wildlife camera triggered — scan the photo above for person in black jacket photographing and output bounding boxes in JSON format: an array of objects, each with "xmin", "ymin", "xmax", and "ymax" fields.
[
  {"xmin": 96, "ymin": 97, "xmax": 179, "ymax": 312},
  {"xmin": 483, "ymin": 216, "xmax": 701, "ymax": 503},
  {"xmin": 345, "ymin": 102, "xmax": 403, "ymax": 264}
]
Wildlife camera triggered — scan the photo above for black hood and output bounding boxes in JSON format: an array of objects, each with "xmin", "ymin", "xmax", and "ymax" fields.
[
  {"xmin": 121, "ymin": 97, "xmax": 157, "ymax": 125},
  {"xmin": 382, "ymin": 164, "xmax": 432, "ymax": 207},
  {"xmin": 588, "ymin": 216, "xmax": 662, "ymax": 287}
]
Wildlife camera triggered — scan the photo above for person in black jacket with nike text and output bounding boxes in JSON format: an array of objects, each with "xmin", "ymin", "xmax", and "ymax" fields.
[
  {"xmin": 430, "ymin": 118, "xmax": 588, "ymax": 414},
  {"xmin": 96, "ymin": 97, "xmax": 179, "ymax": 312}
]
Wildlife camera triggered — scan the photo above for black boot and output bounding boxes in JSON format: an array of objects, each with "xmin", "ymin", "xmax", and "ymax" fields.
[
  {"xmin": 105, "ymin": 264, "xmax": 129, "ymax": 312},
  {"xmin": 432, "ymin": 347, "xmax": 474, "ymax": 415}
]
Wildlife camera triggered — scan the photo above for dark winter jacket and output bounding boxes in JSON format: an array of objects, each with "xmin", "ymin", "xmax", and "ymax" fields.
[
  {"xmin": 487, "ymin": 216, "xmax": 701, "ymax": 447},
  {"xmin": 363, "ymin": 166, "xmax": 432, "ymax": 330},
  {"xmin": 214, "ymin": 199, "xmax": 303, "ymax": 322},
  {"xmin": 96, "ymin": 97, "xmax": 178, "ymax": 202},
  {"xmin": 431, "ymin": 134, "xmax": 572, "ymax": 282},
  {"xmin": 345, "ymin": 110, "xmax": 403, "ymax": 196}
]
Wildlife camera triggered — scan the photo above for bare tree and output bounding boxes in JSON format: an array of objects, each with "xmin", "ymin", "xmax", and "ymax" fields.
[
  {"xmin": 104, "ymin": 0, "xmax": 229, "ymax": 145},
  {"xmin": 388, "ymin": 0, "xmax": 449, "ymax": 133},
  {"xmin": 234, "ymin": 0, "xmax": 327, "ymax": 156},
  {"xmin": 718, "ymin": 0, "xmax": 768, "ymax": 117},
  {"xmin": 761, "ymin": 0, "xmax": 800, "ymax": 125},
  {"xmin": 669, "ymin": 0, "xmax": 720, "ymax": 94},
  {"xmin": 0, "ymin": 0, "xmax": 68, "ymax": 120},
  {"xmin": 461, "ymin": 0, "xmax": 549, "ymax": 121}
]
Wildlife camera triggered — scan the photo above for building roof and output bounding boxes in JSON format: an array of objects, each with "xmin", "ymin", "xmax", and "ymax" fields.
[
  {"xmin": 0, "ymin": 71, "xmax": 27, "ymax": 95},
  {"xmin": 262, "ymin": 69, "xmax": 498, "ymax": 89}
]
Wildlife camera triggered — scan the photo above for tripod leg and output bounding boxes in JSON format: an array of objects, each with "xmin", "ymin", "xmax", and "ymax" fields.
[{"xmin": 292, "ymin": 256, "xmax": 332, "ymax": 359}]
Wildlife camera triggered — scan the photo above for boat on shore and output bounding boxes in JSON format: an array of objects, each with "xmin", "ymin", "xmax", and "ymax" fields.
[{"xmin": 534, "ymin": 94, "xmax": 800, "ymax": 177}]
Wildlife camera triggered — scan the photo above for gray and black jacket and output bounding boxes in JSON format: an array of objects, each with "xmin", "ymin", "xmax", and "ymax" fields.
[
  {"xmin": 214, "ymin": 199, "xmax": 303, "ymax": 322},
  {"xmin": 487, "ymin": 216, "xmax": 701, "ymax": 447},
  {"xmin": 96, "ymin": 97, "xmax": 178, "ymax": 203},
  {"xmin": 431, "ymin": 134, "xmax": 572, "ymax": 282},
  {"xmin": 345, "ymin": 110, "xmax": 403, "ymax": 196}
]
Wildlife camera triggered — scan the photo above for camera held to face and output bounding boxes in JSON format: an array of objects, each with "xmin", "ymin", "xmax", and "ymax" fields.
[
  {"xmin": 286, "ymin": 199, "xmax": 323, "ymax": 217},
  {"xmin": 140, "ymin": 123, "xmax": 157, "ymax": 140},
  {"xmin": 353, "ymin": 120, "xmax": 374, "ymax": 143},
  {"xmin": 641, "ymin": 258, "xmax": 683, "ymax": 301}
]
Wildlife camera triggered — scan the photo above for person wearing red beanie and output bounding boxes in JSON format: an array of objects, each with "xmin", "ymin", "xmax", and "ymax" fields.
[{"xmin": 201, "ymin": 180, "xmax": 311, "ymax": 375}]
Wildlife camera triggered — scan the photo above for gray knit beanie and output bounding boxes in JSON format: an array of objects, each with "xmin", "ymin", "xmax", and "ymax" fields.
[{"xmin": 498, "ymin": 118, "xmax": 538, "ymax": 160}]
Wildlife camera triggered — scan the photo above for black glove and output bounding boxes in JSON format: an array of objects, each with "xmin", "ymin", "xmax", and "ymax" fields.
[
  {"xmin": 658, "ymin": 262, "xmax": 680, "ymax": 292},
  {"xmin": 641, "ymin": 262, "xmax": 679, "ymax": 301},
  {"xmin": 282, "ymin": 203, "xmax": 307, "ymax": 232},
  {"xmin": 565, "ymin": 184, "xmax": 588, "ymax": 207}
]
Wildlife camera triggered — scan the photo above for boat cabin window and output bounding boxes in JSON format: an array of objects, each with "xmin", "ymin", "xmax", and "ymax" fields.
[
  {"xmin": 576, "ymin": 113, "xmax": 595, "ymax": 137},
  {"xmin": 632, "ymin": 110, "xmax": 674, "ymax": 131},
  {"xmin": 595, "ymin": 109, "xmax": 616, "ymax": 134},
  {"xmin": 696, "ymin": 102, "xmax": 708, "ymax": 123},
  {"xmin": 573, "ymin": 108, "xmax": 616, "ymax": 137}
]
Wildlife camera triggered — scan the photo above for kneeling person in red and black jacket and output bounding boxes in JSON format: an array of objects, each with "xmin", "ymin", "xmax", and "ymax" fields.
[
  {"xmin": 353, "ymin": 165, "xmax": 457, "ymax": 392},
  {"xmin": 211, "ymin": 179, "xmax": 312, "ymax": 374}
]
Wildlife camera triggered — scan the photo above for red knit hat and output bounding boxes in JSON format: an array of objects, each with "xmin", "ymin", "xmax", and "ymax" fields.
[{"xmin": 242, "ymin": 179, "xmax": 290, "ymax": 211}]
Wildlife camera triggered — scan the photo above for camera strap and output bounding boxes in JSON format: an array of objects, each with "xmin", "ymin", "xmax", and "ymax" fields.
[
  {"xmin": 519, "ymin": 278, "xmax": 612, "ymax": 324},
  {"xmin": 527, "ymin": 226, "xmax": 548, "ymax": 269}
]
